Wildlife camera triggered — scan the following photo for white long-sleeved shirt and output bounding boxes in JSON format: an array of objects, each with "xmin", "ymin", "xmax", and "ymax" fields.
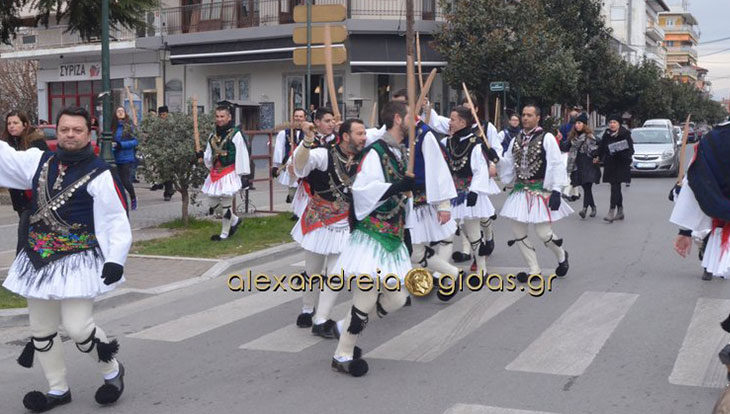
[
  {"xmin": 203, "ymin": 131, "xmax": 250, "ymax": 176},
  {"xmin": 0, "ymin": 140, "xmax": 132, "ymax": 266}
]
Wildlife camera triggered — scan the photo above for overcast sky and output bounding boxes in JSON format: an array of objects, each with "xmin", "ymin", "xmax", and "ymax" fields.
[{"xmin": 677, "ymin": 0, "xmax": 730, "ymax": 100}]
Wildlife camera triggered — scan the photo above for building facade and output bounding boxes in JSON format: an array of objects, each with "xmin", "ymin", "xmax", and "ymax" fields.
[
  {"xmin": 1, "ymin": 0, "xmax": 457, "ymax": 129},
  {"xmin": 658, "ymin": 6, "xmax": 701, "ymax": 85},
  {"xmin": 601, "ymin": 0, "xmax": 670, "ymax": 68}
]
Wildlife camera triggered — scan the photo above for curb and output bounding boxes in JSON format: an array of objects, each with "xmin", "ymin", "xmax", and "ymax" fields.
[{"xmin": 0, "ymin": 241, "xmax": 300, "ymax": 327}]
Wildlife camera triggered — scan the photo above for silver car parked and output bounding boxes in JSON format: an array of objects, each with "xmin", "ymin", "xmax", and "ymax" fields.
[{"xmin": 630, "ymin": 127, "xmax": 679, "ymax": 176}]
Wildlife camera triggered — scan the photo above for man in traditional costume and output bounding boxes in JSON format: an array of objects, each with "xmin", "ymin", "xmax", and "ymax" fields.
[
  {"xmin": 670, "ymin": 119, "xmax": 730, "ymax": 375},
  {"xmin": 405, "ymin": 108, "xmax": 460, "ymax": 301},
  {"xmin": 202, "ymin": 105, "xmax": 250, "ymax": 241},
  {"xmin": 291, "ymin": 119, "xmax": 367, "ymax": 337},
  {"xmin": 0, "ymin": 107, "xmax": 131, "ymax": 412},
  {"xmin": 330, "ymin": 101, "xmax": 414, "ymax": 377},
  {"xmin": 440, "ymin": 106, "xmax": 501, "ymax": 278},
  {"xmin": 425, "ymin": 96, "xmax": 502, "ymax": 268},
  {"xmin": 498, "ymin": 104, "xmax": 572, "ymax": 283},
  {"xmin": 272, "ymin": 108, "xmax": 306, "ymax": 209},
  {"xmin": 290, "ymin": 107, "xmax": 338, "ymax": 223}
]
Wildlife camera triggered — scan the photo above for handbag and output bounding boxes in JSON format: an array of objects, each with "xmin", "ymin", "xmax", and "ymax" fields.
[{"xmin": 608, "ymin": 139, "xmax": 629, "ymax": 154}]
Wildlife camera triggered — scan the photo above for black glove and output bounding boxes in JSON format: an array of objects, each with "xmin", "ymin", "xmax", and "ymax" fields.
[
  {"xmin": 481, "ymin": 143, "xmax": 499, "ymax": 163},
  {"xmin": 548, "ymin": 190, "xmax": 561, "ymax": 211},
  {"xmin": 466, "ymin": 191, "xmax": 478, "ymax": 207},
  {"xmin": 668, "ymin": 184, "xmax": 681, "ymax": 202},
  {"xmin": 101, "ymin": 262, "xmax": 123, "ymax": 286},
  {"xmin": 271, "ymin": 166, "xmax": 280, "ymax": 178},
  {"xmin": 380, "ymin": 175, "xmax": 415, "ymax": 201}
]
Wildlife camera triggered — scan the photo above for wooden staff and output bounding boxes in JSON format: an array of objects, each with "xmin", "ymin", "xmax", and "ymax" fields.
[
  {"xmin": 124, "ymin": 86, "xmax": 138, "ymax": 126},
  {"xmin": 494, "ymin": 97, "xmax": 501, "ymax": 131},
  {"xmin": 192, "ymin": 96, "xmax": 201, "ymax": 153},
  {"xmin": 676, "ymin": 113, "xmax": 692, "ymax": 185},
  {"xmin": 461, "ymin": 83, "xmax": 490, "ymax": 149},
  {"xmin": 323, "ymin": 24, "xmax": 341, "ymax": 122},
  {"xmin": 369, "ymin": 101, "xmax": 378, "ymax": 128},
  {"xmin": 416, "ymin": 32, "xmax": 424, "ymax": 91},
  {"xmin": 406, "ymin": 55, "xmax": 417, "ymax": 177},
  {"xmin": 415, "ymin": 68, "xmax": 437, "ymax": 117}
]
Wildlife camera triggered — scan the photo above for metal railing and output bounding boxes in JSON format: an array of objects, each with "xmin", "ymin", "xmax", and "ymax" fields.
[
  {"xmin": 663, "ymin": 24, "xmax": 699, "ymax": 39},
  {"xmin": 0, "ymin": 24, "xmax": 137, "ymax": 52},
  {"xmin": 238, "ymin": 130, "xmax": 285, "ymax": 214},
  {"xmin": 156, "ymin": 0, "xmax": 444, "ymax": 36},
  {"xmin": 666, "ymin": 45, "xmax": 698, "ymax": 58}
]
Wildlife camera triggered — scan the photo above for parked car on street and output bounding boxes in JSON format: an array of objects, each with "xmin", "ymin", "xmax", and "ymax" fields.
[
  {"xmin": 673, "ymin": 126, "xmax": 682, "ymax": 146},
  {"xmin": 37, "ymin": 125, "xmax": 100, "ymax": 154},
  {"xmin": 643, "ymin": 118, "xmax": 673, "ymax": 131},
  {"xmin": 630, "ymin": 127, "xmax": 679, "ymax": 176}
]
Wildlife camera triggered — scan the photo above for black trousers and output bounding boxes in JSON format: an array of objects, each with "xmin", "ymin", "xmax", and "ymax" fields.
[
  {"xmin": 117, "ymin": 163, "xmax": 136, "ymax": 200},
  {"xmin": 610, "ymin": 182, "xmax": 623, "ymax": 209},
  {"xmin": 581, "ymin": 183, "xmax": 595, "ymax": 208},
  {"xmin": 163, "ymin": 180, "xmax": 174, "ymax": 197}
]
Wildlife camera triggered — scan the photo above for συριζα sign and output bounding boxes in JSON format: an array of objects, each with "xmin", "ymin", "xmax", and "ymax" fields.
[{"xmin": 59, "ymin": 62, "xmax": 102, "ymax": 81}]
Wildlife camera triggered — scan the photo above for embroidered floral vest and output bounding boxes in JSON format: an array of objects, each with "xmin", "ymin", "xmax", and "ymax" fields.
[{"xmin": 25, "ymin": 152, "xmax": 109, "ymax": 268}]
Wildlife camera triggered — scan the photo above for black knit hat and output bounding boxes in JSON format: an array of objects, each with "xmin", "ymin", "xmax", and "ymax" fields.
[
  {"xmin": 607, "ymin": 113, "xmax": 622, "ymax": 124},
  {"xmin": 576, "ymin": 113, "xmax": 588, "ymax": 124}
]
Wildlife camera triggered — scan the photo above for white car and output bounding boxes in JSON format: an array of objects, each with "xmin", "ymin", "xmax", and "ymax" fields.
[{"xmin": 643, "ymin": 119, "xmax": 673, "ymax": 131}]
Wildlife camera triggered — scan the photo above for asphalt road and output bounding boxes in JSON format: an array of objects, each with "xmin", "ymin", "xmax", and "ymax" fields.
[{"xmin": 2, "ymin": 147, "xmax": 730, "ymax": 413}]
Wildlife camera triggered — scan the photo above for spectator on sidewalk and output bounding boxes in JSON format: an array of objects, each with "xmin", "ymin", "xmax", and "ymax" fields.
[{"xmin": 112, "ymin": 107, "xmax": 138, "ymax": 210}]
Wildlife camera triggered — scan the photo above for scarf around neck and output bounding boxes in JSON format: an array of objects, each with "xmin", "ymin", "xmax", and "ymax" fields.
[{"xmin": 56, "ymin": 143, "xmax": 94, "ymax": 164}]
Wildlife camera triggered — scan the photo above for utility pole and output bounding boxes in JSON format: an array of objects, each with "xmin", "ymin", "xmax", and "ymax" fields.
[
  {"xmin": 305, "ymin": 0, "xmax": 312, "ymax": 113},
  {"xmin": 100, "ymin": 0, "xmax": 114, "ymax": 166}
]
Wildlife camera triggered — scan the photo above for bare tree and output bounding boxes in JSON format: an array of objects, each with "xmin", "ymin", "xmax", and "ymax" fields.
[{"xmin": 0, "ymin": 59, "xmax": 38, "ymax": 123}]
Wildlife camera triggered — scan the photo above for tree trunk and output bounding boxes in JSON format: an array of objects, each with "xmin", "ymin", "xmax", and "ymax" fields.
[{"xmin": 180, "ymin": 188, "xmax": 190, "ymax": 226}]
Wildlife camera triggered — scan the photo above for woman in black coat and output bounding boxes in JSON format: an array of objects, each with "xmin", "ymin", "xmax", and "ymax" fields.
[
  {"xmin": 597, "ymin": 114, "xmax": 634, "ymax": 223},
  {"xmin": 564, "ymin": 113, "xmax": 601, "ymax": 219}
]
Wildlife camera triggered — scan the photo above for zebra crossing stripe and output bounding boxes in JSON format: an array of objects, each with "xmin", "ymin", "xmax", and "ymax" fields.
[
  {"xmin": 506, "ymin": 291, "xmax": 638, "ymax": 376},
  {"xmin": 366, "ymin": 289, "xmax": 524, "ymax": 362},
  {"xmin": 128, "ymin": 291, "xmax": 300, "ymax": 342},
  {"xmin": 443, "ymin": 403, "xmax": 560, "ymax": 414},
  {"xmin": 669, "ymin": 298, "xmax": 730, "ymax": 388},
  {"xmin": 240, "ymin": 301, "xmax": 350, "ymax": 352}
]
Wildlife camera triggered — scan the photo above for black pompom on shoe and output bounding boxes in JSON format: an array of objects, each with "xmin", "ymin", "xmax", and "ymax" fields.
[
  {"xmin": 296, "ymin": 311, "xmax": 314, "ymax": 328},
  {"xmin": 516, "ymin": 272, "xmax": 529, "ymax": 283},
  {"xmin": 555, "ymin": 251, "xmax": 569, "ymax": 277},
  {"xmin": 331, "ymin": 358, "xmax": 369, "ymax": 377},
  {"xmin": 95, "ymin": 363, "xmax": 125, "ymax": 405},
  {"xmin": 23, "ymin": 390, "xmax": 71, "ymax": 412}
]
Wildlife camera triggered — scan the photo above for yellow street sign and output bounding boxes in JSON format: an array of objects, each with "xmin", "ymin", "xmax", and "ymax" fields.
[
  {"xmin": 293, "ymin": 25, "xmax": 348, "ymax": 45},
  {"xmin": 293, "ymin": 46, "xmax": 347, "ymax": 66},
  {"xmin": 293, "ymin": 4, "xmax": 347, "ymax": 23}
]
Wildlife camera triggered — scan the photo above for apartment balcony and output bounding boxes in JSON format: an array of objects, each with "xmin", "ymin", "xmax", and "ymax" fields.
[
  {"xmin": 666, "ymin": 45, "xmax": 698, "ymax": 60},
  {"xmin": 645, "ymin": 22, "xmax": 665, "ymax": 42},
  {"xmin": 663, "ymin": 24, "xmax": 700, "ymax": 42},
  {"xmin": 644, "ymin": 45, "xmax": 666, "ymax": 67},
  {"xmin": 156, "ymin": 0, "xmax": 444, "ymax": 36},
  {"xmin": 672, "ymin": 66, "xmax": 698, "ymax": 81},
  {"xmin": 0, "ymin": 24, "xmax": 139, "ymax": 58}
]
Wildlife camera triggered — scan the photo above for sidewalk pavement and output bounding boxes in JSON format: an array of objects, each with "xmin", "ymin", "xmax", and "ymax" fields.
[{"xmin": 1, "ymin": 222, "xmax": 300, "ymax": 327}]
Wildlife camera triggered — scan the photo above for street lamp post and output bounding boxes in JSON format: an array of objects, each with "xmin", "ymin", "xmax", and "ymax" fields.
[{"xmin": 100, "ymin": 0, "xmax": 115, "ymax": 166}]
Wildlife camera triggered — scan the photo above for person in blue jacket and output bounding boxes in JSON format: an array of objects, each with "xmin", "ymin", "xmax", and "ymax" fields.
[{"xmin": 112, "ymin": 107, "xmax": 138, "ymax": 210}]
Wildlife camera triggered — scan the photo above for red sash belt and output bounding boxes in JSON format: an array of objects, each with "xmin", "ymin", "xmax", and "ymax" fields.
[
  {"xmin": 301, "ymin": 195, "xmax": 349, "ymax": 235},
  {"xmin": 210, "ymin": 164, "xmax": 236, "ymax": 182},
  {"xmin": 712, "ymin": 219, "xmax": 730, "ymax": 256}
]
